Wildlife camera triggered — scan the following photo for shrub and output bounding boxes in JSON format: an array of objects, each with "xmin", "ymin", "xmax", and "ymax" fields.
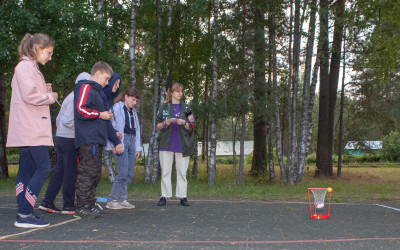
[{"xmin": 381, "ymin": 131, "xmax": 400, "ymax": 161}]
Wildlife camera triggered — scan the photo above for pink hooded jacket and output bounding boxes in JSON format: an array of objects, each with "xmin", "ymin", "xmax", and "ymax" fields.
[{"xmin": 6, "ymin": 56, "xmax": 56, "ymax": 147}]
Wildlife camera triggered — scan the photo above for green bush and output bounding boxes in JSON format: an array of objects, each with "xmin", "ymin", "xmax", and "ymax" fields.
[
  {"xmin": 381, "ymin": 131, "xmax": 400, "ymax": 161},
  {"xmin": 306, "ymin": 153, "xmax": 316, "ymax": 163},
  {"xmin": 245, "ymin": 148, "xmax": 283, "ymax": 164}
]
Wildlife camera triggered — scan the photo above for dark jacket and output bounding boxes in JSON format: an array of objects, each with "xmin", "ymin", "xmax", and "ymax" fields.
[
  {"xmin": 102, "ymin": 72, "xmax": 122, "ymax": 147},
  {"xmin": 156, "ymin": 101, "xmax": 196, "ymax": 157},
  {"xmin": 74, "ymin": 80, "xmax": 108, "ymax": 148}
]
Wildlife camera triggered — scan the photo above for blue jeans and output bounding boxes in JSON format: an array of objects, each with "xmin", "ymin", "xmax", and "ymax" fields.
[
  {"xmin": 109, "ymin": 134, "xmax": 136, "ymax": 201},
  {"xmin": 43, "ymin": 137, "xmax": 77, "ymax": 208},
  {"xmin": 16, "ymin": 146, "xmax": 51, "ymax": 215}
]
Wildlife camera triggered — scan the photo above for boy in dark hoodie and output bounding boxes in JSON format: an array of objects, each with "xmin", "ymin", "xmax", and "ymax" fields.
[
  {"xmin": 101, "ymin": 72, "xmax": 122, "ymax": 183},
  {"xmin": 74, "ymin": 61, "xmax": 114, "ymax": 219}
]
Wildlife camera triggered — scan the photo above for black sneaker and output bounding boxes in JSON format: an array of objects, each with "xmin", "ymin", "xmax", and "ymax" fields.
[
  {"xmin": 157, "ymin": 197, "xmax": 166, "ymax": 206},
  {"xmin": 75, "ymin": 205, "xmax": 101, "ymax": 219},
  {"xmin": 38, "ymin": 202, "xmax": 61, "ymax": 213},
  {"xmin": 61, "ymin": 206, "xmax": 76, "ymax": 215},
  {"xmin": 180, "ymin": 198, "xmax": 190, "ymax": 206},
  {"xmin": 91, "ymin": 203, "xmax": 109, "ymax": 215}
]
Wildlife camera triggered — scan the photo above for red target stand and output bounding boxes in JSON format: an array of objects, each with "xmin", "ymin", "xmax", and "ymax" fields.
[{"xmin": 307, "ymin": 187, "xmax": 332, "ymax": 219}]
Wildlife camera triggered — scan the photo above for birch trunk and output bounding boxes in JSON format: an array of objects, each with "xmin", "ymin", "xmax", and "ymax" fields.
[
  {"xmin": 129, "ymin": 0, "xmax": 137, "ymax": 87},
  {"xmin": 208, "ymin": 0, "xmax": 218, "ymax": 186},
  {"xmin": 337, "ymin": 31, "xmax": 346, "ymax": 177},
  {"xmin": 296, "ymin": 0, "xmax": 317, "ymax": 183},
  {"xmin": 238, "ymin": 0, "xmax": 247, "ymax": 186},
  {"xmin": 288, "ymin": 0, "xmax": 301, "ymax": 185},
  {"xmin": 271, "ymin": 11, "xmax": 287, "ymax": 184},
  {"xmin": 150, "ymin": 0, "xmax": 163, "ymax": 184}
]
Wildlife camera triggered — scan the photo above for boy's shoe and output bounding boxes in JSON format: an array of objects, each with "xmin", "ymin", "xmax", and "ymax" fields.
[
  {"xmin": 14, "ymin": 214, "xmax": 50, "ymax": 228},
  {"xmin": 75, "ymin": 205, "xmax": 101, "ymax": 219},
  {"xmin": 38, "ymin": 202, "xmax": 61, "ymax": 213},
  {"xmin": 106, "ymin": 200, "xmax": 124, "ymax": 210},
  {"xmin": 119, "ymin": 200, "xmax": 135, "ymax": 209},
  {"xmin": 92, "ymin": 203, "xmax": 109, "ymax": 215},
  {"xmin": 180, "ymin": 198, "xmax": 190, "ymax": 206},
  {"xmin": 157, "ymin": 197, "xmax": 166, "ymax": 206},
  {"xmin": 61, "ymin": 206, "xmax": 76, "ymax": 215}
]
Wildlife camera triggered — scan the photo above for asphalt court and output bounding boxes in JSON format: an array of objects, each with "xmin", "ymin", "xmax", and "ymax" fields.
[{"xmin": 1, "ymin": 195, "xmax": 400, "ymax": 249}]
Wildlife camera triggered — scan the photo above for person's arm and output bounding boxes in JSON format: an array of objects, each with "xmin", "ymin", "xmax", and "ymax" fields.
[
  {"xmin": 75, "ymin": 84, "xmax": 112, "ymax": 120},
  {"xmin": 16, "ymin": 63, "xmax": 56, "ymax": 105}
]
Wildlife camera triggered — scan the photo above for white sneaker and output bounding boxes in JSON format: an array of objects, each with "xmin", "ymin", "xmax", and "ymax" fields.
[
  {"xmin": 119, "ymin": 200, "xmax": 135, "ymax": 209},
  {"xmin": 106, "ymin": 200, "xmax": 124, "ymax": 210}
]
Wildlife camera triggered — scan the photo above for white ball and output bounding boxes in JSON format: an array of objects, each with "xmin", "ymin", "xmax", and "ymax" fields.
[{"xmin": 316, "ymin": 203, "xmax": 324, "ymax": 209}]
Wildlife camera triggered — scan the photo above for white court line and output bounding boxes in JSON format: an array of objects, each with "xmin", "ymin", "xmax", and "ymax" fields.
[
  {"xmin": 375, "ymin": 204, "xmax": 400, "ymax": 212},
  {"xmin": 0, "ymin": 217, "xmax": 81, "ymax": 240}
]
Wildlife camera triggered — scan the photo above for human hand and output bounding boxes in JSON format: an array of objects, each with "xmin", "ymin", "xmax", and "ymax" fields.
[
  {"xmin": 135, "ymin": 151, "xmax": 140, "ymax": 158},
  {"xmin": 113, "ymin": 143, "xmax": 123, "ymax": 155},
  {"xmin": 165, "ymin": 119, "xmax": 173, "ymax": 126},
  {"xmin": 51, "ymin": 92, "xmax": 58, "ymax": 100},
  {"xmin": 46, "ymin": 83, "xmax": 52, "ymax": 92},
  {"xmin": 99, "ymin": 111, "xmax": 113, "ymax": 120},
  {"xmin": 176, "ymin": 118, "xmax": 186, "ymax": 126}
]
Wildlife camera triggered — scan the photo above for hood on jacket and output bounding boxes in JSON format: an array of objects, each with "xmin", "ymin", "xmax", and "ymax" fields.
[
  {"xmin": 103, "ymin": 72, "xmax": 122, "ymax": 105},
  {"xmin": 75, "ymin": 72, "xmax": 91, "ymax": 84}
]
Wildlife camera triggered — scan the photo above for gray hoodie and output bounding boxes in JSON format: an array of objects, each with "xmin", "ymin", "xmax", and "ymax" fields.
[{"xmin": 56, "ymin": 72, "xmax": 90, "ymax": 138}]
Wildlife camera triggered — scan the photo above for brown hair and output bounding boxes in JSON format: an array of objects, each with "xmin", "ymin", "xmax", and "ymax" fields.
[
  {"xmin": 91, "ymin": 61, "xmax": 113, "ymax": 76},
  {"xmin": 18, "ymin": 33, "xmax": 55, "ymax": 60},
  {"xmin": 114, "ymin": 87, "xmax": 140, "ymax": 103},
  {"xmin": 165, "ymin": 82, "xmax": 183, "ymax": 102}
]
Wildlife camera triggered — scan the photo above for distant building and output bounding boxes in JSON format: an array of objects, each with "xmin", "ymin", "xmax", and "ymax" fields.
[{"xmin": 344, "ymin": 141, "xmax": 382, "ymax": 155}]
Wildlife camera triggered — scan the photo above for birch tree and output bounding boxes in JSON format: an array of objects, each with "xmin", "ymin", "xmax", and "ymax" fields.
[
  {"xmin": 208, "ymin": 0, "xmax": 219, "ymax": 186},
  {"xmin": 129, "ymin": 0, "xmax": 137, "ymax": 87},
  {"xmin": 145, "ymin": 0, "xmax": 162, "ymax": 183}
]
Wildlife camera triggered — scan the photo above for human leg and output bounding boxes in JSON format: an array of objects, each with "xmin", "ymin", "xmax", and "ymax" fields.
[
  {"xmin": 175, "ymin": 153, "xmax": 190, "ymax": 199},
  {"xmin": 18, "ymin": 146, "xmax": 51, "ymax": 215},
  {"xmin": 159, "ymin": 151, "xmax": 174, "ymax": 199},
  {"xmin": 61, "ymin": 137, "xmax": 78, "ymax": 209},
  {"xmin": 103, "ymin": 149, "xmax": 115, "ymax": 183}
]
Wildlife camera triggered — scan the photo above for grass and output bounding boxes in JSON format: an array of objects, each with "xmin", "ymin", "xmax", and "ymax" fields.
[{"xmin": 3, "ymin": 161, "xmax": 400, "ymax": 203}]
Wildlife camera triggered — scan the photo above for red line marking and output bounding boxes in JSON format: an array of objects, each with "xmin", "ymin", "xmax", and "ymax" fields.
[{"xmin": 2, "ymin": 238, "xmax": 400, "ymax": 244}]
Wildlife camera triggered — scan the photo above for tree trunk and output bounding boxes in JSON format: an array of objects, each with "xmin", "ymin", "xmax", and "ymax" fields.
[
  {"xmin": 288, "ymin": 0, "xmax": 301, "ymax": 185},
  {"xmin": 286, "ymin": 0, "xmax": 293, "ymax": 175},
  {"xmin": 129, "ymin": 0, "xmax": 137, "ymax": 87},
  {"xmin": 0, "ymin": 73, "xmax": 8, "ymax": 179},
  {"xmin": 208, "ymin": 0, "xmax": 218, "ymax": 186},
  {"xmin": 232, "ymin": 118, "xmax": 237, "ymax": 184},
  {"xmin": 337, "ymin": 30, "xmax": 346, "ymax": 177},
  {"xmin": 150, "ymin": 0, "xmax": 163, "ymax": 184},
  {"xmin": 327, "ymin": 0, "xmax": 346, "ymax": 173},
  {"xmin": 271, "ymin": 10, "xmax": 287, "ymax": 184},
  {"xmin": 296, "ymin": 0, "xmax": 317, "ymax": 183},
  {"xmin": 96, "ymin": 0, "xmax": 104, "ymax": 49},
  {"xmin": 238, "ymin": 0, "xmax": 247, "ymax": 186},
  {"xmin": 251, "ymin": 0, "xmax": 267, "ymax": 177}
]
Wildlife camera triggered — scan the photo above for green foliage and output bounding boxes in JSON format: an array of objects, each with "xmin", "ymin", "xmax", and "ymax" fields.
[
  {"xmin": 245, "ymin": 147, "xmax": 281, "ymax": 165},
  {"xmin": 381, "ymin": 131, "xmax": 400, "ymax": 161}
]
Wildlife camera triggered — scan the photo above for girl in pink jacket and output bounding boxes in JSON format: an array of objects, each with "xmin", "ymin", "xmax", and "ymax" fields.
[{"xmin": 6, "ymin": 33, "xmax": 58, "ymax": 228}]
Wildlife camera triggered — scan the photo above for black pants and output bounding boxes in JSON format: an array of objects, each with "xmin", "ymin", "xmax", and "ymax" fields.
[
  {"xmin": 43, "ymin": 137, "xmax": 78, "ymax": 208},
  {"xmin": 76, "ymin": 143, "xmax": 104, "ymax": 208}
]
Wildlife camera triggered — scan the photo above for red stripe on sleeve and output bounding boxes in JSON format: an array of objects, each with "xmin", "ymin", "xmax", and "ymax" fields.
[{"xmin": 76, "ymin": 84, "xmax": 100, "ymax": 118}]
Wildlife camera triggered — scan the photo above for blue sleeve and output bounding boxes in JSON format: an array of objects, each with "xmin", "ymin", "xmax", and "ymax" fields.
[{"xmin": 107, "ymin": 121, "xmax": 121, "ymax": 146}]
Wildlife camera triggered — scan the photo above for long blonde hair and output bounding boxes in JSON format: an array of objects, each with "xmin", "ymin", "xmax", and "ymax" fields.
[
  {"xmin": 18, "ymin": 33, "xmax": 55, "ymax": 60},
  {"xmin": 165, "ymin": 82, "xmax": 183, "ymax": 102}
]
